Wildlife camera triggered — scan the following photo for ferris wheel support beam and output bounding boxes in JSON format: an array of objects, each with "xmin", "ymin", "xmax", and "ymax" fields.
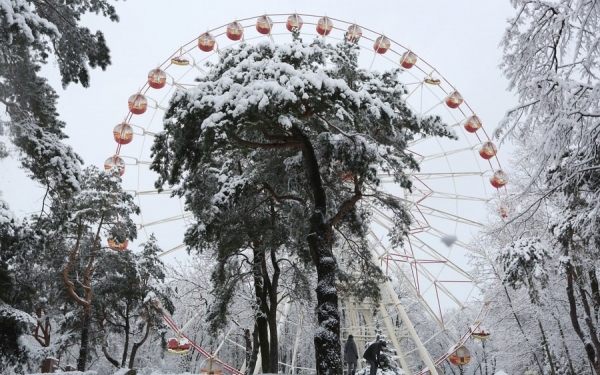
[
  {"xmin": 290, "ymin": 313, "xmax": 303, "ymax": 375},
  {"xmin": 276, "ymin": 298, "xmax": 292, "ymax": 373},
  {"xmin": 382, "ymin": 280, "xmax": 439, "ymax": 375},
  {"xmin": 379, "ymin": 302, "xmax": 412, "ymax": 375}
]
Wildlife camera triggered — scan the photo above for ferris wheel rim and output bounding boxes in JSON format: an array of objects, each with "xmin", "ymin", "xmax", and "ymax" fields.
[{"xmin": 107, "ymin": 13, "xmax": 504, "ymax": 375}]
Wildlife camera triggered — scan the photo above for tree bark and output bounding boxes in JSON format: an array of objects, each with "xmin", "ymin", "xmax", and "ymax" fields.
[
  {"xmin": 248, "ymin": 325, "xmax": 260, "ymax": 375},
  {"xmin": 122, "ymin": 302, "xmax": 130, "ymax": 367},
  {"xmin": 295, "ymin": 126, "xmax": 342, "ymax": 375},
  {"xmin": 537, "ymin": 319, "xmax": 556, "ymax": 375},
  {"xmin": 244, "ymin": 329, "xmax": 255, "ymax": 375},
  {"xmin": 77, "ymin": 307, "xmax": 91, "ymax": 371},
  {"xmin": 63, "ymin": 216, "xmax": 103, "ymax": 372},
  {"xmin": 102, "ymin": 345, "xmax": 120, "ymax": 368},
  {"xmin": 308, "ymin": 216, "xmax": 342, "ymax": 375},
  {"xmin": 99, "ymin": 318, "xmax": 120, "ymax": 368},
  {"xmin": 34, "ymin": 308, "xmax": 51, "ymax": 347},
  {"xmin": 266, "ymin": 245, "xmax": 280, "ymax": 373},
  {"xmin": 129, "ymin": 319, "xmax": 151, "ymax": 369},
  {"xmin": 252, "ymin": 246, "xmax": 270, "ymax": 373}
]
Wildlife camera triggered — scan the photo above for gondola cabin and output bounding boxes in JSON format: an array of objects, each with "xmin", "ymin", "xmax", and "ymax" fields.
[
  {"xmin": 104, "ymin": 156, "xmax": 125, "ymax": 176},
  {"xmin": 490, "ymin": 170, "xmax": 509, "ymax": 188},
  {"xmin": 148, "ymin": 68, "xmax": 167, "ymax": 89},
  {"xmin": 128, "ymin": 94, "xmax": 147, "ymax": 115},
  {"xmin": 479, "ymin": 141, "xmax": 497, "ymax": 160},
  {"xmin": 113, "ymin": 123, "xmax": 133, "ymax": 145},
  {"xmin": 198, "ymin": 33, "xmax": 216, "ymax": 52},
  {"xmin": 448, "ymin": 345, "xmax": 471, "ymax": 366},
  {"xmin": 256, "ymin": 15, "xmax": 273, "ymax": 34},
  {"xmin": 463, "ymin": 115, "xmax": 482, "ymax": 133},
  {"xmin": 226, "ymin": 22, "xmax": 243, "ymax": 41},
  {"xmin": 107, "ymin": 238, "xmax": 128, "ymax": 251},
  {"xmin": 400, "ymin": 51, "xmax": 417, "ymax": 69},
  {"xmin": 445, "ymin": 91, "xmax": 463, "ymax": 109},
  {"xmin": 471, "ymin": 322, "xmax": 492, "ymax": 340},
  {"xmin": 167, "ymin": 337, "xmax": 191, "ymax": 355},
  {"xmin": 170, "ymin": 56, "xmax": 189, "ymax": 66},
  {"xmin": 200, "ymin": 356, "xmax": 223, "ymax": 375},
  {"xmin": 286, "ymin": 14, "xmax": 303, "ymax": 31},
  {"xmin": 316, "ymin": 17, "xmax": 333, "ymax": 35},
  {"xmin": 347, "ymin": 24, "xmax": 362, "ymax": 42},
  {"xmin": 373, "ymin": 35, "xmax": 391, "ymax": 54},
  {"xmin": 424, "ymin": 76, "xmax": 441, "ymax": 85}
]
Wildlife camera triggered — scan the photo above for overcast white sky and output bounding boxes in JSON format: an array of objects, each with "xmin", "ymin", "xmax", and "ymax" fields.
[{"xmin": 1, "ymin": 1, "xmax": 517, "ymax": 262}]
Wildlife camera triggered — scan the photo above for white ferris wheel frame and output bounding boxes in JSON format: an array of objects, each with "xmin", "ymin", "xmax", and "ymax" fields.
[{"xmin": 106, "ymin": 13, "xmax": 506, "ymax": 375}]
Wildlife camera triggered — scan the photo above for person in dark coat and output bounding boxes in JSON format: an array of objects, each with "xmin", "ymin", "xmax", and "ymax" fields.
[
  {"xmin": 344, "ymin": 334, "xmax": 359, "ymax": 375},
  {"xmin": 363, "ymin": 340, "xmax": 387, "ymax": 375}
]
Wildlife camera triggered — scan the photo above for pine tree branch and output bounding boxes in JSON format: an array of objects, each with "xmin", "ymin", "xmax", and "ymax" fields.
[
  {"xmin": 229, "ymin": 133, "xmax": 302, "ymax": 150},
  {"xmin": 62, "ymin": 220, "xmax": 89, "ymax": 308},
  {"xmin": 260, "ymin": 183, "xmax": 305, "ymax": 204},
  {"xmin": 128, "ymin": 317, "xmax": 152, "ymax": 369},
  {"xmin": 316, "ymin": 114, "xmax": 357, "ymax": 145},
  {"xmin": 329, "ymin": 177, "xmax": 362, "ymax": 228}
]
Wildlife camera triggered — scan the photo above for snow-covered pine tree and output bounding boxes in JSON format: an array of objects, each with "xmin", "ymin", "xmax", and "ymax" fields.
[
  {"xmin": 198, "ymin": 180, "xmax": 313, "ymax": 373},
  {"xmin": 151, "ymin": 35, "xmax": 455, "ymax": 375},
  {"xmin": 93, "ymin": 234, "xmax": 174, "ymax": 371},
  {"xmin": 58, "ymin": 166, "xmax": 139, "ymax": 371},
  {"xmin": 1, "ymin": 2, "xmax": 121, "ymax": 370},
  {"xmin": 1, "ymin": 0, "xmax": 120, "ymax": 198}
]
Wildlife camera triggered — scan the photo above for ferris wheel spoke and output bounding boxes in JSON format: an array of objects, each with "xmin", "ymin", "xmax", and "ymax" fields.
[{"xmin": 138, "ymin": 213, "xmax": 191, "ymax": 228}]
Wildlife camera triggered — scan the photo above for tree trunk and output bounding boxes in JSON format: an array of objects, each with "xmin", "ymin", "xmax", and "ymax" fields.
[
  {"xmin": 129, "ymin": 319, "xmax": 151, "ymax": 369},
  {"xmin": 63, "ymin": 217, "xmax": 103, "ymax": 372},
  {"xmin": 267, "ymin": 250, "xmax": 280, "ymax": 373},
  {"xmin": 502, "ymin": 286, "xmax": 544, "ymax": 374},
  {"xmin": 77, "ymin": 306, "xmax": 90, "ymax": 371},
  {"xmin": 34, "ymin": 308, "xmax": 51, "ymax": 347},
  {"xmin": 252, "ymin": 247, "xmax": 270, "ymax": 372},
  {"xmin": 537, "ymin": 319, "xmax": 556, "ymax": 375},
  {"xmin": 122, "ymin": 302, "xmax": 130, "ymax": 367},
  {"xmin": 248, "ymin": 325, "xmax": 260, "ymax": 375},
  {"xmin": 244, "ymin": 329, "xmax": 256, "ymax": 375},
  {"xmin": 101, "ymin": 346, "xmax": 120, "ymax": 368},
  {"xmin": 554, "ymin": 314, "xmax": 576, "ymax": 375},
  {"xmin": 309, "ymin": 214, "xmax": 342, "ymax": 375},
  {"xmin": 296, "ymin": 126, "xmax": 342, "ymax": 375}
]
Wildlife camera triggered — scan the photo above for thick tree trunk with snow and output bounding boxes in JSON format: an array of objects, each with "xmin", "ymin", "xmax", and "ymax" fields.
[
  {"xmin": 252, "ymin": 247, "xmax": 271, "ymax": 372},
  {"xmin": 266, "ymin": 246, "xmax": 281, "ymax": 373},
  {"xmin": 129, "ymin": 319, "xmax": 151, "ymax": 369},
  {"xmin": 308, "ymin": 214, "xmax": 342, "ymax": 375},
  {"xmin": 299, "ymin": 128, "xmax": 342, "ymax": 375},
  {"xmin": 77, "ymin": 307, "xmax": 91, "ymax": 371}
]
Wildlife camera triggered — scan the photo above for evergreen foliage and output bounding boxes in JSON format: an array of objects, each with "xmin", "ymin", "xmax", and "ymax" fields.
[
  {"xmin": 94, "ymin": 235, "xmax": 174, "ymax": 370},
  {"xmin": 1, "ymin": 0, "xmax": 120, "ymax": 196},
  {"xmin": 1, "ymin": 2, "xmax": 121, "ymax": 369}
]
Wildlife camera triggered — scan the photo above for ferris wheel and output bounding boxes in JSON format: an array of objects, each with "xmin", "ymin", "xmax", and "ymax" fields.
[{"xmin": 103, "ymin": 13, "xmax": 506, "ymax": 375}]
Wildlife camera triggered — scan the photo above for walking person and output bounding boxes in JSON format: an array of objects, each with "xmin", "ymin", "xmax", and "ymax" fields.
[
  {"xmin": 363, "ymin": 340, "xmax": 387, "ymax": 375},
  {"xmin": 344, "ymin": 334, "xmax": 359, "ymax": 375}
]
